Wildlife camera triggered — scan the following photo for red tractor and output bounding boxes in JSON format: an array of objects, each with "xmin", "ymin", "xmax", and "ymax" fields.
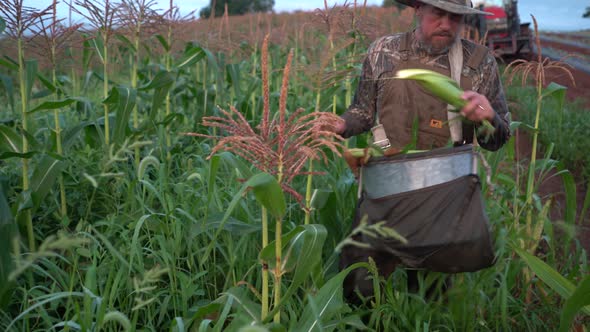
[{"xmin": 469, "ymin": 0, "xmax": 533, "ymax": 58}]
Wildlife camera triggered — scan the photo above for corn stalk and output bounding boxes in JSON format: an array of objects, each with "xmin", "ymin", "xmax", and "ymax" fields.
[
  {"xmin": 17, "ymin": 35, "xmax": 34, "ymax": 250},
  {"xmin": 164, "ymin": 1, "xmax": 173, "ymax": 161}
]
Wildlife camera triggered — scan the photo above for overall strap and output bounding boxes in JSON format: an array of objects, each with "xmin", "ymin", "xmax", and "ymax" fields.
[
  {"xmin": 399, "ymin": 31, "xmax": 412, "ymax": 53},
  {"xmin": 447, "ymin": 39, "xmax": 464, "ymax": 143},
  {"xmin": 373, "ymin": 32, "xmax": 412, "ymax": 131},
  {"xmin": 466, "ymin": 44, "xmax": 489, "ymax": 70}
]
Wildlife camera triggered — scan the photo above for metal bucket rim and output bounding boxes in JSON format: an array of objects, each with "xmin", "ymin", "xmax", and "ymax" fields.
[{"xmin": 365, "ymin": 144, "xmax": 475, "ymax": 166}]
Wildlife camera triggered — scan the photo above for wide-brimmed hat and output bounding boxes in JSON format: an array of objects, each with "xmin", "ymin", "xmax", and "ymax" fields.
[{"xmin": 396, "ymin": 0, "xmax": 493, "ymax": 15}]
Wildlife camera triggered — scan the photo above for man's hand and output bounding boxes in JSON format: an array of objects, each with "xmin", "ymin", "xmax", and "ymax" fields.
[
  {"xmin": 343, "ymin": 146, "xmax": 401, "ymax": 177},
  {"xmin": 333, "ymin": 117, "xmax": 346, "ymax": 135},
  {"xmin": 460, "ymin": 91, "xmax": 495, "ymax": 123}
]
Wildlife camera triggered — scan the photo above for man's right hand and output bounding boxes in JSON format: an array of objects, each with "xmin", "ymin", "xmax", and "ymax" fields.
[{"xmin": 334, "ymin": 118, "xmax": 346, "ymax": 135}]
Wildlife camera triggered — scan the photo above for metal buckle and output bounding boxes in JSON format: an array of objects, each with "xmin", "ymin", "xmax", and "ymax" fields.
[{"xmin": 371, "ymin": 124, "xmax": 391, "ymax": 150}]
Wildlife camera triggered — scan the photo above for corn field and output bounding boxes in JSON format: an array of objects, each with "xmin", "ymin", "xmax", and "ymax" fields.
[{"xmin": 0, "ymin": 1, "xmax": 588, "ymax": 331}]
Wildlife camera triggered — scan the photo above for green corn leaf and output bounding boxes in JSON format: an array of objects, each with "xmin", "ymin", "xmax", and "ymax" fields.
[
  {"xmin": 200, "ymin": 165, "xmax": 247, "ymax": 265},
  {"xmin": 542, "ymin": 82, "xmax": 566, "ymax": 107},
  {"xmin": 21, "ymin": 128, "xmax": 40, "ymax": 151},
  {"xmin": 515, "ymin": 248, "xmax": 590, "ymax": 316},
  {"xmin": 0, "ymin": 124, "xmax": 22, "ymax": 153},
  {"xmin": 0, "ymin": 180, "xmax": 16, "ymax": 310},
  {"xmin": 0, "ymin": 74, "xmax": 15, "ymax": 112},
  {"xmin": 16, "ymin": 190, "xmax": 33, "ymax": 213},
  {"xmin": 207, "ymin": 155, "xmax": 221, "ymax": 209},
  {"xmin": 30, "ymin": 155, "xmax": 65, "ymax": 211},
  {"xmin": 238, "ymin": 76, "xmax": 261, "ymax": 106},
  {"xmin": 226, "ymin": 62, "xmax": 242, "ymax": 98},
  {"xmin": 103, "ymin": 86, "xmax": 137, "ymax": 145},
  {"xmin": 82, "ymin": 37, "xmax": 94, "ymax": 69},
  {"xmin": 556, "ymin": 163, "xmax": 576, "ymax": 228},
  {"xmin": 190, "ymin": 214, "xmax": 259, "ymax": 238},
  {"xmin": 28, "ymin": 97, "xmax": 82, "ymax": 114},
  {"xmin": 295, "ymin": 262, "xmax": 369, "ymax": 332},
  {"xmin": 25, "ymin": 59, "xmax": 38, "ymax": 102},
  {"xmin": 115, "ymin": 33, "xmax": 136, "ymax": 53},
  {"xmin": 154, "ymin": 113, "xmax": 183, "ymax": 127},
  {"xmin": 155, "ymin": 34, "xmax": 170, "ymax": 52},
  {"xmin": 559, "ymin": 275, "xmax": 590, "ymax": 332},
  {"xmin": 310, "ymin": 189, "xmax": 332, "ymax": 210},
  {"xmin": 90, "ymin": 35, "xmax": 106, "ymax": 64},
  {"xmin": 209, "ymin": 51, "xmax": 221, "ymax": 83},
  {"xmin": 259, "ymin": 226, "xmax": 306, "ymax": 272},
  {"xmin": 175, "ymin": 44, "xmax": 206, "ymax": 69},
  {"xmin": 264, "ymin": 224, "xmax": 328, "ymax": 322},
  {"xmin": 189, "ymin": 302, "xmax": 222, "ymax": 328},
  {"xmin": 248, "ymin": 172, "xmax": 286, "ymax": 219},
  {"xmin": 139, "ymin": 70, "xmax": 173, "ymax": 121},
  {"xmin": 0, "ymin": 56, "xmax": 18, "ymax": 71},
  {"xmin": 36, "ymin": 72, "xmax": 56, "ymax": 93},
  {"xmin": 223, "ymin": 287, "xmax": 261, "ymax": 323},
  {"xmin": 0, "ymin": 151, "xmax": 38, "ymax": 160},
  {"xmin": 200, "ymin": 172, "xmax": 284, "ymax": 266},
  {"xmin": 219, "ymin": 151, "xmax": 254, "ymax": 180},
  {"xmin": 62, "ymin": 121, "xmax": 91, "ymax": 150}
]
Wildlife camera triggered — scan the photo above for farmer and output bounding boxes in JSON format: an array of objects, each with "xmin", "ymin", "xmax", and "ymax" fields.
[{"xmin": 334, "ymin": 0, "xmax": 511, "ymax": 302}]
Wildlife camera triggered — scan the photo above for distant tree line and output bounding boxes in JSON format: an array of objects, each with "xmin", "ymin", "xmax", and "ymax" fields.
[
  {"xmin": 382, "ymin": 0, "xmax": 404, "ymax": 10},
  {"xmin": 199, "ymin": 0, "xmax": 274, "ymax": 18}
]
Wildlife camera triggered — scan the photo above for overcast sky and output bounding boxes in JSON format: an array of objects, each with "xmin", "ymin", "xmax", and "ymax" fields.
[{"xmin": 28, "ymin": 0, "xmax": 590, "ymax": 31}]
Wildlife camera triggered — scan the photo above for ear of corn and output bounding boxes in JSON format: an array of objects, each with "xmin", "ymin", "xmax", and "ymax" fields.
[
  {"xmin": 395, "ymin": 68, "xmax": 496, "ymax": 141},
  {"xmin": 395, "ymin": 68, "xmax": 467, "ymax": 111},
  {"xmin": 346, "ymin": 146, "xmax": 384, "ymax": 158}
]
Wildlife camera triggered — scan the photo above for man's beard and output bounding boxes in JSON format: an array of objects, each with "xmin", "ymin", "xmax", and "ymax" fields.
[
  {"xmin": 415, "ymin": 23, "xmax": 461, "ymax": 55},
  {"xmin": 420, "ymin": 32, "xmax": 459, "ymax": 55}
]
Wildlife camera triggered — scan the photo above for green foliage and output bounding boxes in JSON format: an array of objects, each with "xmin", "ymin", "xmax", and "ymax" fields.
[
  {"xmin": 0, "ymin": 180, "xmax": 15, "ymax": 310},
  {"xmin": 103, "ymin": 86, "xmax": 137, "ymax": 145},
  {"xmin": 0, "ymin": 5, "xmax": 587, "ymax": 331},
  {"xmin": 506, "ymin": 81, "xmax": 590, "ymax": 179},
  {"xmin": 199, "ymin": 0, "xmax": 274, "ymax": 18},
  {"xmin": 516, "ymin": 248, "xmax": 590, "ymax": 331},
  {"xmin": 383, "ymin": 0, "xmax": 405, "ymax": 10}
]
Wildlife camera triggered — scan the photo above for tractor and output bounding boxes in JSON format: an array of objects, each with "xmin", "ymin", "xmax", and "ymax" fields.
[{"xmin": 468, "ymin": 0, "xmax": 533, "ymax": 58}]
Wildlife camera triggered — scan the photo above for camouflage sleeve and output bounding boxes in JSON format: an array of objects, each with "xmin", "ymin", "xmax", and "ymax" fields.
[
  {"xmin": 475, "ymin": 54, "xmax": 511, "ymax": 151},
  {"xmin": 340, "ymin": 54, "xmax": 376, "ymax": 138}
]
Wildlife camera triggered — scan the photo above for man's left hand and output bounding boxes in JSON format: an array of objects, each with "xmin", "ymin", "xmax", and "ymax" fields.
[{"xmin": 460, "ymin": 91, "xmax": 495, "ymax": 123}]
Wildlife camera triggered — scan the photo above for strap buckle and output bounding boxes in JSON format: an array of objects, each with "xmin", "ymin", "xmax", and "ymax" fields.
[{"xmin": 370, "ymin": 124, "xmax": 391, "ymax": 150}]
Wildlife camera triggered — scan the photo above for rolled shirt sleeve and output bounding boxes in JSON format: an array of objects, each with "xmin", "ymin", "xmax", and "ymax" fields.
[
  {"xmin": 475, "ymin": 54, "xmax": 511, "ymax": 151},
  {"xmin": 340, "ymin": 55, "xmax": 377, "ymax": 138}
]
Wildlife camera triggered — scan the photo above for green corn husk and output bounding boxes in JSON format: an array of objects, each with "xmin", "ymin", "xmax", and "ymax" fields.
[
  {"xmin": 395, "ymin": 68, "xmax": 467, "ymax": 111},
  {"xmin": 347, "ymin": 147, "xmax": 384, "ymax": 158},
  {"xmin": 346, "ymin": 147, "xmax": 426, "ymax": 158},
  {"xmin": 395, "ymin": 68, "xmax": 496, "ymax": 140}
]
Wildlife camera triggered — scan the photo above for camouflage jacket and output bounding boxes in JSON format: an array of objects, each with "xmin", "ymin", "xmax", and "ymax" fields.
[{"xmin": 340, "ymin": 31, "xmax": 511, "ymax": 151}]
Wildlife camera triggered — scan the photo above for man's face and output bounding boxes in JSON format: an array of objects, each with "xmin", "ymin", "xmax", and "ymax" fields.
[{"xmin": 415, "ymin": 4, "xmax": 464, "ymax": 54}]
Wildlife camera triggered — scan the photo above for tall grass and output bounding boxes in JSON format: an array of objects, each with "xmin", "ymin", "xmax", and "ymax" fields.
[{"xmin": 0, "ymin": 3, "xmax": 588, "ymax": 331}]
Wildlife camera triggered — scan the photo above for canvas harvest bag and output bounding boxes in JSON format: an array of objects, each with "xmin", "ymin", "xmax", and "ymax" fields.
[{"xmin": 356, "ymin": 144, "xmax": 495, "ymax": 273}]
